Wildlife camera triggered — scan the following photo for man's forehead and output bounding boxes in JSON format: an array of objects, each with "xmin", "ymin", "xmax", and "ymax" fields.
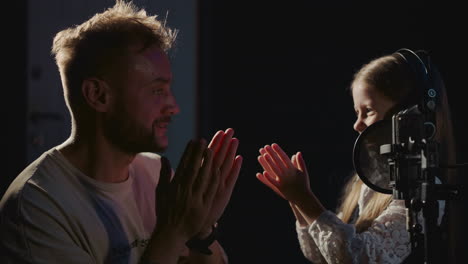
[
  {"xmin": 131, "ymin": 46, "xmax": 165, "ymax": 60},
  {"xmin": 129, "ymin": 47, "xmax": 172, "ymax": 80},
  {"xmin": 144, "ymin": 47, "xmax": 167, "ymax": 60}
]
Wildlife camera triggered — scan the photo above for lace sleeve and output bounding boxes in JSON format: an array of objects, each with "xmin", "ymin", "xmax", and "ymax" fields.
[
  {"xmin": 307, "ymin": 200, "xmax": 411, "ymax": 264},
  {"xmin": 296, "ymin": 221, "xmax": 327, "ymax": 263}
]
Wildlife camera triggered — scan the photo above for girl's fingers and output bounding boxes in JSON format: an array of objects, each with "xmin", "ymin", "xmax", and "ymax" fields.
[
  {"xmin": 257, "ymin": 155, "xmax": 277, "ymax": 178},
  {"xmin": 291, "ymin": 154, "xmax": 297, "ymax": 168},
  {"xmin": 264, "ymin": 145, "xmax": 287, "ymax": 172},
  {"xmin": 262, "ymin": 153, "xmax": 284, "ymax": 179},
  {"xmin": 263, "ymin": 171, "xmax": 281, "ymax": 188},
  {"xmin": 296, "ymin": 152, "xmax": 309, "ymax": 174},
  {"xmin": 271, "ymin": 143, "xmax": 294, "ymax": 168},
  {"xmin": 256, "ymin": 172, "xmax": 285, "ymax": 199}
]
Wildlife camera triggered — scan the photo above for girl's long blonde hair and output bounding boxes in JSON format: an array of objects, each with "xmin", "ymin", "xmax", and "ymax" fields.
[{"xmin": 338, "ymin": 174, "xmax": 392, "ymax": 233}]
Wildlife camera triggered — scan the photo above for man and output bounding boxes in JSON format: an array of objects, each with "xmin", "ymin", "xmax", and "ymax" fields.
[{"xmin": 0, "ymin": 1, "xmax": 242, "ymax": 263}]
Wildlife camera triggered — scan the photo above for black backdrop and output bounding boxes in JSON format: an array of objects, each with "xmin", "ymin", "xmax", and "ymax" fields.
[{"xmin": 198, "ymin": 1, "xmax": 468, "ymax": 263}]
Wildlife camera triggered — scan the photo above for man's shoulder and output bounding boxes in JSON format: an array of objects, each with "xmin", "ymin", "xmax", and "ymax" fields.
[
  {"xmin": 2, "ymin": 149, "xmax": 54, "ymax": 197},
  {"xmin": 0, "ymin": 147, "xmax": 86, "ymax": 212},
  {"xmin": 0, "ymin": 148, "xmax": 69, "ymax": 216}
]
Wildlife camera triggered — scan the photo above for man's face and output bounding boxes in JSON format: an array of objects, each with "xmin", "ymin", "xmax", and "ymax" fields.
[{"xmin": 103, "ymin": 45, "xmax": 180, "ymax": 154}]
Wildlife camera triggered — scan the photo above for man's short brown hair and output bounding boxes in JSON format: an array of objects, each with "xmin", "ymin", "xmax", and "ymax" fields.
[{"xmin": 51, "ymin": 0, "xmax": 177, "ymax": 116}]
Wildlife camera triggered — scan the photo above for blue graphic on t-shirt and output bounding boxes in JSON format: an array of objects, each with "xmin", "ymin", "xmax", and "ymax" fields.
[{"xmin": 90, "ymin": 195, "xmax": 131, "ymax": 264}]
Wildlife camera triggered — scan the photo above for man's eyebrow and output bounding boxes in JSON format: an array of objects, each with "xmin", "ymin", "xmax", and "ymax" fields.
[
  {"xmin": 153, "ymin": 77, "xmax": 171, "ymax": 83},
  {"xmin": 144, "ymin": 77, "xmax": 171, "ymax": 86}
]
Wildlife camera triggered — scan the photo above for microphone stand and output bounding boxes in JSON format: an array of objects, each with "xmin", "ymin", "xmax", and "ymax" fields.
[{"xmin": 390, "ymin": 135, "xmax": 460, "ymax": 264}]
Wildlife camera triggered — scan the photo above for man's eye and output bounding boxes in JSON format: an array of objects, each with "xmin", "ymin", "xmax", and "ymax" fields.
[
  {"xmin": 366, "ymin": 108, "xmax": 375, "ymax": 115},
  {"xmin": 153, "ymin": 88, "xmax": 164, "ymax": 95}
]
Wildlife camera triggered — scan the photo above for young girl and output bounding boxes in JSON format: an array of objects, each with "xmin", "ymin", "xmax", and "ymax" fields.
[{"xmin": 256, "ymin": 49, "xmax": 455, "ymax": 263}]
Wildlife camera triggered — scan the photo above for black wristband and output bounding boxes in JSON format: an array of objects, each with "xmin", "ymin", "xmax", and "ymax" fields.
[{"xmin": 185, "ymin": 225, "xmax": 218, "ymax": 255}]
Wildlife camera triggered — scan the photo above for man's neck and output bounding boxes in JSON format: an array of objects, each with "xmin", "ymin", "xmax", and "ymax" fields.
[{"xmin": 56, "ymin": 136, "xmax": 136, "ymax": 183}]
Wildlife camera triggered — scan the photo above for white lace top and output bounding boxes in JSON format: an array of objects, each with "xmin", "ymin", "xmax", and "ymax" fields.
[{"xmin": 295, "ymin": 183, "xmax": 444, "ymax": 264}]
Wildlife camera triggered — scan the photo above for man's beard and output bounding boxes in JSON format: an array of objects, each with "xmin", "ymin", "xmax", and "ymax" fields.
[{"xmin": 103, "ymin": 111, "xmax": 167, "ymax": 155}]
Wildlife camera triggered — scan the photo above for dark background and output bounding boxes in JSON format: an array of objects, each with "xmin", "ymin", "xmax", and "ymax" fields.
[
  {"xmin": 3, "ymin": 1, "xmax": 467, "ymax": 263},
  {"xmin": 198, "ymin": 1, "xmax": 468, "ymax": 263}
]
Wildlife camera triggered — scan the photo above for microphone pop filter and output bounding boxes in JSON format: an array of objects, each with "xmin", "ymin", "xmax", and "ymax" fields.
[{"xmin": 353, "ymin": 120, "xmax": 393, "ymax": 194}]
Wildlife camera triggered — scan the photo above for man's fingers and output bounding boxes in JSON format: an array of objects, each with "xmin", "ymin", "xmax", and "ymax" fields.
[
  {"xmin": 212, "ymin": 129, "xmax": 234, "ymax": 168},
  {"xmin": 208, "ymin": 130, "xmax": 224, "ymax": 150},
  {"xmin": 224, "ymin": 155, "xmax": 242, "ymax": 190},
  {"xmin": 202, "ymin": 157, "xmax": 220, "ymax": 205},
  {"xmin": 180, "ymin": 140, "xmax": 194, "ymax": 168},
  {"xmin": 173, "ymin": 140, "xmax": 194, "ymax": 184},
  {"xmin": 219, "ymin": 138, "xmax": 239, "ymax": 177},
  {"xmin": 182, "ymin": 139, "xmax": 207, "ymax": 187},
  {"xmin": 194, "ymin": 147, "xmax": 214, "ymax": 193}
]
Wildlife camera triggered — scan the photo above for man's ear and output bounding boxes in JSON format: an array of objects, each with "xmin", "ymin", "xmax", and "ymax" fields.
[{"xmin": 82, "ymin": 78, "xmax": 110, "ymax": 112}]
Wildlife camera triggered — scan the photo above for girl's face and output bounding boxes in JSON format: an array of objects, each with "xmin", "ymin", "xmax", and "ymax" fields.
[{"xmin": 352, "ymin": 82, "xmax": 396, "ymax": 134}]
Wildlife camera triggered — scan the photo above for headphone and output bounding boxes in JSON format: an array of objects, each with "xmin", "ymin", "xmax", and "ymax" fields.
[{"xmin": 393, "ymin": 48, "xmax": 439, "ymax": 139}]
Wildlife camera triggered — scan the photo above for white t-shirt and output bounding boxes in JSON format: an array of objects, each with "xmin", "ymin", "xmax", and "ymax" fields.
[{"xmin": 0, "ymin": 148, "xmax": 173, "ymax": 263}]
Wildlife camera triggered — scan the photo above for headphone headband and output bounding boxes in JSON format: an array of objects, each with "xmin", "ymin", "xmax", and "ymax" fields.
[{"xmin": 393, "ymin": 48, "xmax": 438, "ymax": 138}]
